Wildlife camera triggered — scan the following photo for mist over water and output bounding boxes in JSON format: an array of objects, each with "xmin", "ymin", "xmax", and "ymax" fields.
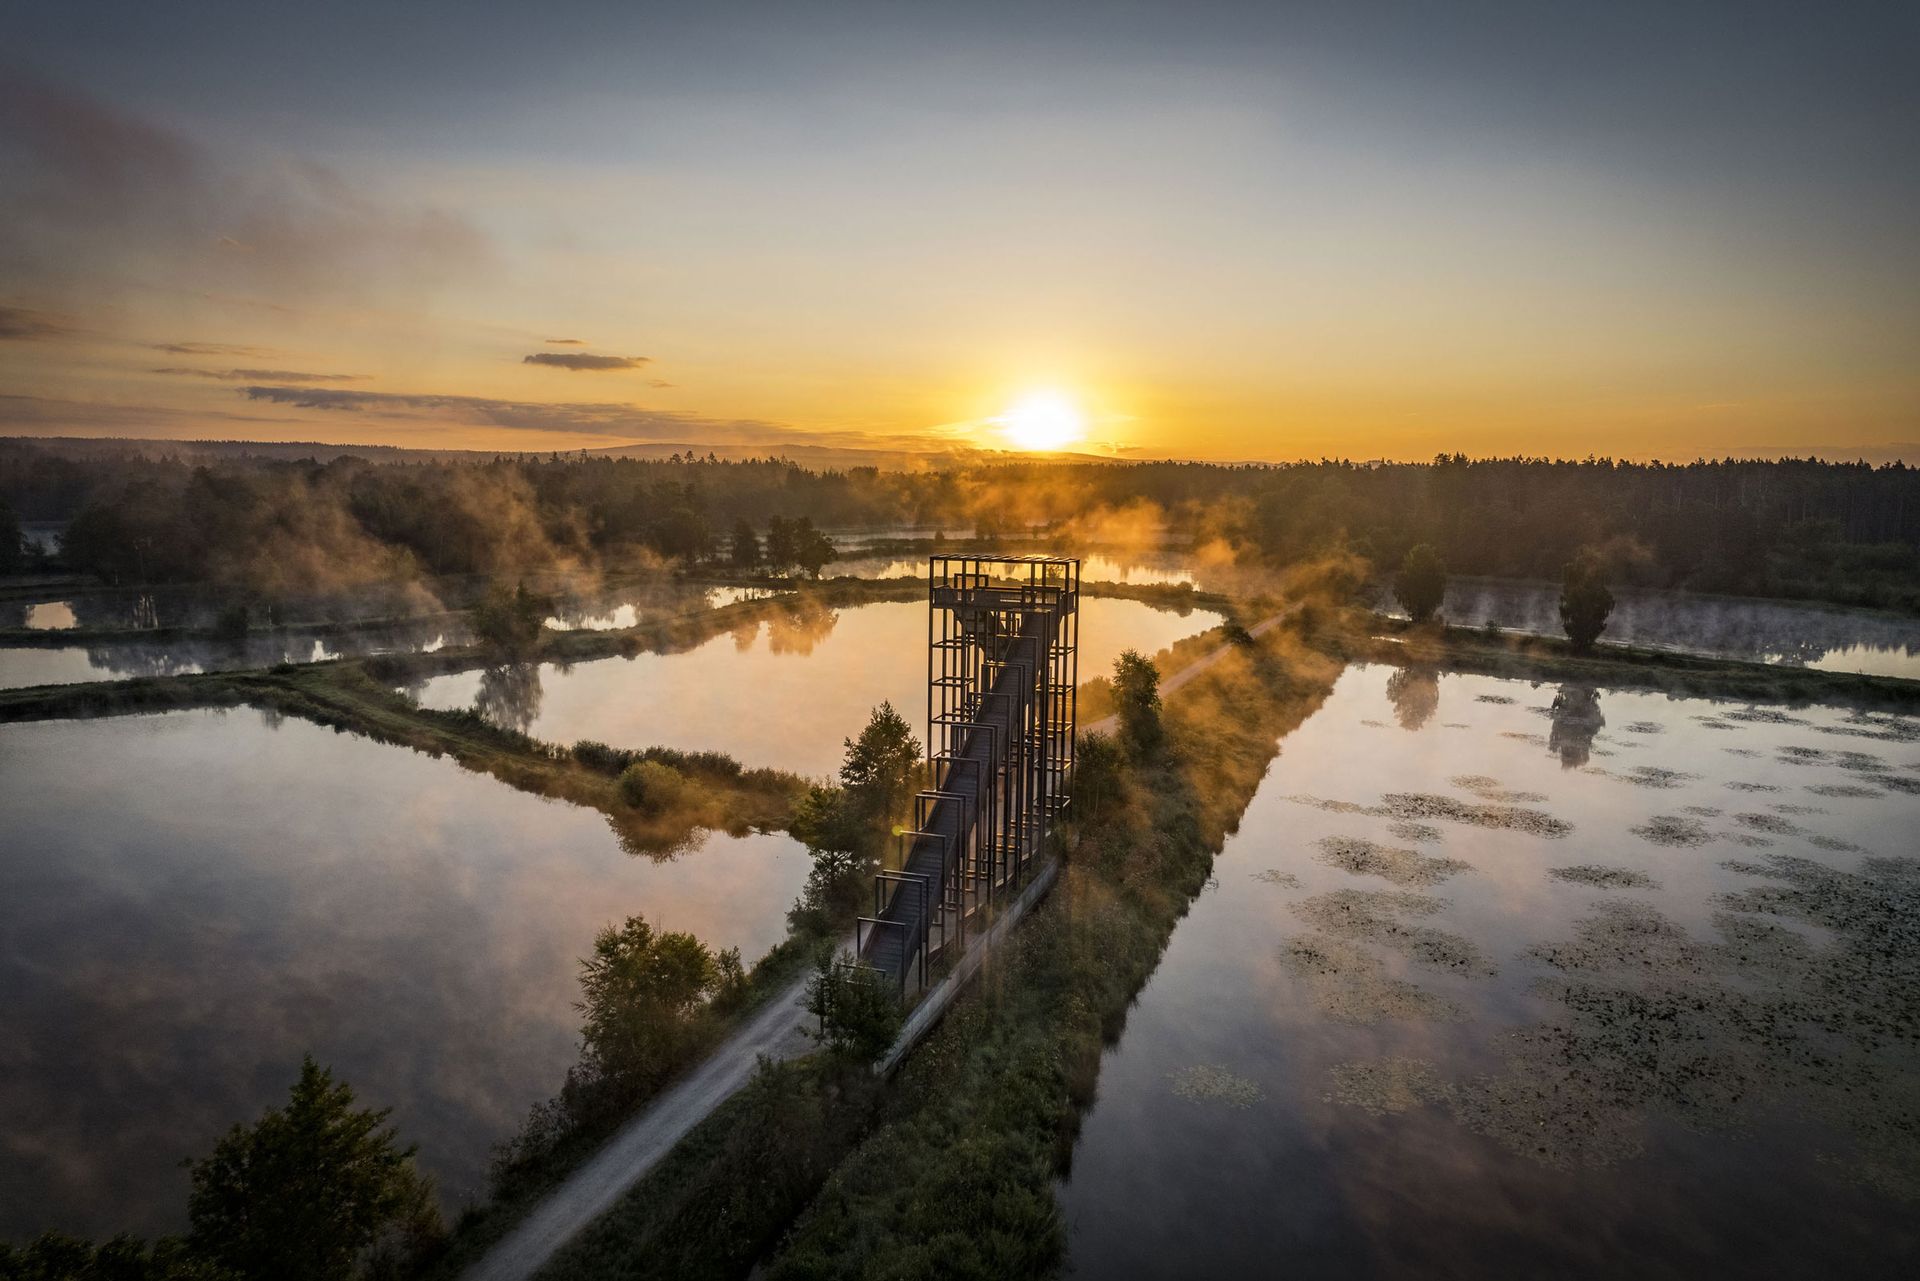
[
  {"xmin": 406, "ymin": 596, "xmax": 1223, "ymax": 778},
  {"xmin": 1378, "ymin": 578, "xmax": 1920, "ymax": 679},
  {"xmin": 0, "ymin": 710, "xmax": 810, "ymax": 1239},
  {"xmin": 1061, "ymin": 665, "xmax": 1920, "ymax": 1276}
]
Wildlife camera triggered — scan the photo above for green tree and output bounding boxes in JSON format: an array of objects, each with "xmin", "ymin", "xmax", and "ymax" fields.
[
  {"xmin": 1112, "ymin": 649, "xmax": 1162, "ymax": 753},
  {"xmin": 839, "ymin": 702, "xmax": 920, "ymax": 824},
  {"xmin": 1394, "ymin": 543, "xmax": 1447, "ymax": 624},
  {"xmin": 729, "ymin": 518, "xmax": 763, "ymax": 569},
  {"xmin": 1072, "ymin": 730, "xmax": 1126, "ymax": 823},
  {"xmin": 471, "ymin": 582, "xmax": 548, "ymax": 658},
  {"xmin": 185, "ymin": 1057, "xmax": 440, "ymax": 1281},
  {"xmin": 575, "ymin": 916, "xmax": 718, "ymax": 1095},
  {"xmin": 804, "ymin": 951, "xmax": 902, "ymax": 1064},
  {"xmin": 791, "ymin": 517, "xmax": 835, "ymax": 579},
  {"xmin": 1559, "ymin": 551, "xmax": 1615, "ymax": 652},
  {"xmin": 764, "ymin": 516, "xmax": 798, "ymax": 575}
]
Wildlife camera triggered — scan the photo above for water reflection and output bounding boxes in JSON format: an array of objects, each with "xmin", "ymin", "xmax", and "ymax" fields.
[
  {"xmin": 0, "ymin": 619, "xmax": 466, "ymax": 690},
  {"xmin": 1377, "ymin": 577, "xmax": 1920, "ymax": 679},
  {"xmin": 1384, "ymin": 666, "xmax": 1439, "ymax": 730},
  {"xmin": 408, "ymin": 597, "xmax": 1223, "ymax": 778},
  {"xmin": 1548, "ymin": 683, "xmax": 1604, "ymax": 768},
  {"xmin": 476, "ymin": 662, "xmax": 544, "ymax": 733},
  {"xmin": 0, "ymin": 710, "xmax": 811, "ymax": 1239},
  {"xmin": 1061, "ymin": 664, "xmax": 1920, "ymax": 1276}
]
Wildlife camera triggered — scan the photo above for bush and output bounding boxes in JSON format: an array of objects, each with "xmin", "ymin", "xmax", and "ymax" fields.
[
  {"xmin": 574, "ymin": 916, "xmax": 719, "ymax": 1103},
  {"xmin": 619, "ymin": 760, "xmax": 690, "ymax": 814},
  {"xmin": 804, "ymin": 952, "xmax": 902, "ymax": 1064},
  {"xmin": 1073, "ymin": 731, "xmax": 1126, "ymax": 824}
]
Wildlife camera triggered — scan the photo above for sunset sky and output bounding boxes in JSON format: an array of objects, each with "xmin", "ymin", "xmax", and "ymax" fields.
[{"xmin": 2, "ymin": 1, "xmax": 1915, "ymax": 462}]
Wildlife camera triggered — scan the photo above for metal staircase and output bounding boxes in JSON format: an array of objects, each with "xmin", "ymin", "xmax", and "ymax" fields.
[{"xmin": 858, "ymin": 556, "xmax": 1079, "ymax": 989}]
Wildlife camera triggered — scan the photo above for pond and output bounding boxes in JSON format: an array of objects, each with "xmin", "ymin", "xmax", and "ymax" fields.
[
  {"xmin": 0, "ymin": 709, "xmax": 810, "ymax": 1240},
  {"xmin": 405, "ymin": 596, "xmax": 1226, "ymax": 778},
  {"xmin": 1061, "ymin": 663, "xmax": 1920, "ymax": 1276},
  {"xmin": 0, "ymin": 620, "xmax": 465, "ymax": 690},
  {"xmin": 1378, "ymin": 577, "xmax": 1920, "ymax": 679}
]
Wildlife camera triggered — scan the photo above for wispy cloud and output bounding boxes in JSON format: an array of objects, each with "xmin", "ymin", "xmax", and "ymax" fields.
[
  {"xmin": 543, "ymin": 337, "xmax": 587, "ymax": 346},
  {"xmin": 0, "ymin": 304, "xmax": 76, "ymax": 341},
  {"xmin": 522, "ymin": 352, "xmax": 650, "ymax": 372},
  {"xmin": 0, "ymin": 72, "xmax": 486, "ymax": 300},
  {"xmin": 153, "ymin": 367, "xmax": 368, "ymax": 383},
  {"xmin": 151, "ymin": 341, "xmax": 276, "ymax": 356},
  {"xmin": 238, "ymin": 384, "xmax": 789, "ymax": 443}
]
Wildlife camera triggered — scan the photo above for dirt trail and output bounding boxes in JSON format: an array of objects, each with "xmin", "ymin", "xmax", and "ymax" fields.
[{"xmin": 463, "ymin": 609, "xmax": 1289, "ymax": 1281}]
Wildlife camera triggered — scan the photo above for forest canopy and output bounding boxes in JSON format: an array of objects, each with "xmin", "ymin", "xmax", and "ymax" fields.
[{"xmin": 2, "ymin": 442, "xmax": 1916, "ymax": 611}]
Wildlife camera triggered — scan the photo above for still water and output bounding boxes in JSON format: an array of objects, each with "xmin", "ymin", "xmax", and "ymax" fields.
[
  {"xmin": 0, "ymin": 710, "xmax": 810, "ymax": 1239},
  {"xmin": 1380, "ymin": 577, "xmax": 1920, "ymax": 679},
  {"xmin": 0, "ymin": 621, "xmax": 464, "ymax": 691},
  {"xmin": 1063, "ymin": 664, "xmax": 1920, "ymax": 1276},
  {"xmin": 407, "ymin": 597, "xmax": 1224, "ymax": 778}
]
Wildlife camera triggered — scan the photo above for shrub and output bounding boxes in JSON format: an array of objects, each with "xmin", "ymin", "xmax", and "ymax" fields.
[
  {"xmin": 1112, "ymin": 649, "xmax": 1162, "ymax": 753},
  {"xmin": 804, "ymin": 952, "xmax": 902, "ymax": 1064},
  {"xmin": 619, "ymin": 760, "xmax": 690, "ymax": 814}
]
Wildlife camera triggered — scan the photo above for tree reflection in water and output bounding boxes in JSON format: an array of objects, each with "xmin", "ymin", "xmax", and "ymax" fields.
[
  {"xmin": 1548, "ymin": 683, "xmax": 1604, "ymax": 768},
  {"xmin": 476, "ymin": 662, "xmax": 543, "ymax": 734},
  {"xmin": 1386, "ymin": 666, "xmax": 1440, "ymax": 731},
  {"xmin": 764, "ymin": 598, "xmax": 839, "ymax": 656}
]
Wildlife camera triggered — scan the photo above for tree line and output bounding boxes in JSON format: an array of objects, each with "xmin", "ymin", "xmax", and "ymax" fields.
[{"xmin": 3, "ymin": 442, "xmax": 1916, "ymax": 610}]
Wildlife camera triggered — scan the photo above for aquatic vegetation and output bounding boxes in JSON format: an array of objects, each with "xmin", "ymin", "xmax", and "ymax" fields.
[
  {"xmin": 1624, "ymin": 720, "xmax": 1665, "ymax": 734},
  {"xmin": 1681, "ymin": 805, "xmax": 1724, "ymax": 817},
  {"xmin": 1324, "ymin": 1057, "xmax": 1445, "ymax": 1116},
  {"xmin": 1735, "ymin": 812, "xmax": 1800, "ymax": 835},
  {"xmin": 1726, "ymin": 780, "xmax": 1782, "ymax": 793},
  {"xmin": 1292, "ymin": 889, "xmax": 1493, "ymax": 974},
  {"xmin": 1279, "ymin": 937, "xmax": 1464, "ymax": 1024},
  {"xmin": 1619, "ymin": 765, "xmax": 1696, "ymax": 789},
  {"xmin": 1726, "ymin": 708, "xmax": 1808, "ymax": 725},
  {"xmin": 1168, "ymin": 1065, "xmax": 1265, "ymax": 1109},
  {"xmin": 1450, "ymin": 774, "xmax": 1547, "ymax": 803},
  {"xmin": 1629, "ymin": 815, "xmax": 1714, "ymax": 848},
  {"xmin": 1806, "ymin": 782, "xmax": 1883, "ymax": 799},
  {"xmin": 1550, "ymin": 864, "xmax": 1660, "ymax": 890},
  {"xmin": 1327, "ymin": 858, "xmax": 1920, "ymax": 1192},
  {"xmin": 1388, "ymin": 820, "xmax": 1443, "ymax": 843},
  {"xmin": 1474, "ymin": 694, "xmax": 1516, "ymax": 705},
  {"xmin": 1377, "ymin": 792, "xmax": 1572, "ymax": 838},
  {"xmin": 1252, "ymin": 868, "xmax": 1301, "ymax": 888},
  {"xmin": 1312, "ymin": 836, "xmax": 1471, "ymax": 887}
]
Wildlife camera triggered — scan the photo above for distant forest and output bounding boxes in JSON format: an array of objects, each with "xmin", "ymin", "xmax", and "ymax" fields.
[{"xmin": 3, "ymin": 442, "xmax": 1917, "ymax": 611}]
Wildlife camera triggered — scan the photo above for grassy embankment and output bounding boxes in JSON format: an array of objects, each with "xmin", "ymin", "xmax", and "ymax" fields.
[{"xmin": 510, "ymin": 616, "xmax": 1340, "ymax": 1280}]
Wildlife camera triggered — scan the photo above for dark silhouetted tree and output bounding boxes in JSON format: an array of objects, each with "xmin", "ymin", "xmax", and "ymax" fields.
[
  {"xmin": 805, "ymin": 951, "xmax": 902, "ymax": 1064},
  {"xmin": 765, "ymin": 516, "xmax": 798, "ymax": 574},
  {"xmin": 1394, "ymin": 543, "xmax": 1447, "ymax": 623},
  {"xmin": 575, "ymin": 915, "xmax": 717, "ymax": 1097},
  {"xmin": 1072, "ymin": 730, "xmax": 1126, "ymax": 823},
  {"xmin": 729, "ymin": 518, "xmax": 763, "ymax": 569},
  {"xmin": 1112, "ymin": 649, "xmax": 1163, "ymax": 753},
  {"xmin": 840, "ymin": 701, "xmax": 920, "ymax": 823},
  {"xmin": 0, "ymin": 498, "xmax": 22, "ymax": 574},
  {"xmin": 1559, "ymin": 552, "xmax": 1615, "ymax": 652},
  {"xmin": 471, "ymin": 582, "xmax": 548, "ymax": 658},
  {"xmin": 792, "ymin": 517, "xmax": 834, "ymax": 579},
  {"xmin": 185, "ymin": 1057, "xmax": 440, "ymax": 1281}
]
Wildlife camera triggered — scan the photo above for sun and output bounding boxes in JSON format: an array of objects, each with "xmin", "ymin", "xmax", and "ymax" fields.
[{"xmin": 996, "ymin": 390, "xmax": 1086, "ymax": 452}]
